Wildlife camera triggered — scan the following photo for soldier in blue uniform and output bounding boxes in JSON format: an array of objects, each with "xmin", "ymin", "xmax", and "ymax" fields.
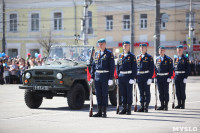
[
  {"xmin": 174, "ymin": 45, "xmax": 190, "ymax": 109},
  {"xmin": 91, "ymin": 38, "xmax": 114, "ymax": 118},
  {"xmin": 155, "ymin": 46, "xmax": 173, "ymax": 111},
  {"xmin": 136, "ymin": 44, "xmax": 154, "ymax": 113},
  {"xmin": 117, "ymin": 41, "xmax": 137, "ymax": 115}
]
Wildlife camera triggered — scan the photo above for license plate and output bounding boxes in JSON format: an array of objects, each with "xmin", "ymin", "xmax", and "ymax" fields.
[{"xmin": 34, "ymin": 86, "xmax": 49, "ymax": 90}]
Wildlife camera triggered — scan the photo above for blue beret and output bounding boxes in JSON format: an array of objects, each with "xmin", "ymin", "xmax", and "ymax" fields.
[
  {"xmin": 122, "ymin": 41, "xmax": 130, "ymax": 45},
  {"xmin": 158, "ymin": 46, "xmax": 165, "ymax": 49},
  {"xmin": 140, "ymin": 43, "xmax": 147, "ymax": 47},
  {"xmin": 176, "ymin": 45, "xmax": 184, "ymax": 48},
  {"xmin": 98, "ymin": 38, "xmax": 106, "ymax": 43}
]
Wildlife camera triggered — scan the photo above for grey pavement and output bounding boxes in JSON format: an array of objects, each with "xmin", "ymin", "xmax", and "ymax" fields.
[{"xmin": 0, "ymin": 76, "xmax": 200, "ymax": 133}]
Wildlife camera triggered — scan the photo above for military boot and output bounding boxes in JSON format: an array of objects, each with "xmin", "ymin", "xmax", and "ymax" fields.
[
  {"xmin": 164, "ymin": 101, "xmax": 168, "ymax": 111},
  {"xmin": 119, "ymin": 104, "xmax": 127, "ymax": 115},
  {"xmin": 157, "ymin": 101, "xmax": 164, "ymax": 110},
  {"xmin": 102, "ymin": 106, "xmax": 107, "ymax": 118},
  {"xmin": 126, "ymin": 104, "xmax": 132, "ymax": 115},
  {"xmin": 175, "ymin": 100, "xmax": 181, "ymax": 109},
  {"xmin": 181, "ymin": 100, "xmax": 185, "ymax": 109},
  {"xmin": 144, "ymin": 103, "xmax": 149, "ymax": 113},
  {"xmin": 93, "ymin": 106, "xmax": 102, "ymax": 117},
  {"xmin": 137, "ymin": 103, "xmax": 144, "ymax": 112}
]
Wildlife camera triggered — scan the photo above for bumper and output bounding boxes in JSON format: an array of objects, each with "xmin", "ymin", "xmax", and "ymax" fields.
[{"xmin": 19, "ymin": 85, "xmax": 69, "ymax": 91}]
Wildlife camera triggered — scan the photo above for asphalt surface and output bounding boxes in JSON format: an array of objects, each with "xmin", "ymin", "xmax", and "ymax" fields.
[{"xmin": 0, "ymin": 76, "xmax": 200, "ymax": 133}]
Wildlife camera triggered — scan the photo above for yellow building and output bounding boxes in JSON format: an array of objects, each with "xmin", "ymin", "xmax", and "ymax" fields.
[{"xmin": 0, "ymin": 0, "xmax": 98, "ymax": 59}]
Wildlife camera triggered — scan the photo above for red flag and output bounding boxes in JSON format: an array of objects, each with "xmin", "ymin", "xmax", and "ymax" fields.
[
  {"xmin": 114, "ymin": 67, "xmax": 118, "ymax": 79},
  {"xmin": 152, "ymin": 68, "xmax": 156, "ymax": 78},
  {"xmin": 87, "ymin": 67, "xmax": 91, "ymax": 81},
  {"xmin": 171, "ymin": 71, "xmax": 175, "ymax": 79}
]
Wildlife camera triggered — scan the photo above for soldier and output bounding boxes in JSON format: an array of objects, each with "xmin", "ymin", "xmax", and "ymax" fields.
[
  {"xmin": 117, "ymin": 41, "xmax": 137, "ymax": 115},
  {"xmin": 174, "ymin": 45, "xmax": 190, "ymax": 109},
  {"xmin": 155, "ymin": 46, "xmax": 173, "ymax": 111},
  {"xmin": 136, "ymin": 44, "xmax": 154, "ymax": 113},
  {"xmin": 91, "ymin": 38, "xmax": 114, "ymax": 118}
]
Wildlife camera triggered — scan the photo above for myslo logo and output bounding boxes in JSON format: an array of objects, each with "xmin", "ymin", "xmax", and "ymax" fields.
[{"xmin": 173, "ymin": 127, "xmax": 198, "ymax": 132}]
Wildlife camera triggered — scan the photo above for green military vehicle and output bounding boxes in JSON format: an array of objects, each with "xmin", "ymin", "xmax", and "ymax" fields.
[{"xmin": 19, "ymin": 45, "xmax": 117, "ymax": 110}]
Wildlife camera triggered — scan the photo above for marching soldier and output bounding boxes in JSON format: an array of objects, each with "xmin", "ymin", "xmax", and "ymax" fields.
[
  {"xmin": 91, "ymin": 38, "xmax": 114, "ymax": 118},
  {"xmin": 155, "ymin": 46, "xmax": 173, "ymax": 111},
  {"xmin": 136, "ymin": 44, "xmax": 154, "ymax": 113},
  {"xmin": 117, "ymin": 41, "xmax": 137, "ymax": 115},
  {"xmin": 174, "ymin": 45, "xmax": 190, "ymax": 109}
]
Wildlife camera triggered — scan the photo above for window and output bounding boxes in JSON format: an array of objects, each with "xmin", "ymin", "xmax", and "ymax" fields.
[
  {"xmin": 161, "ymin": 22, "xmax": 166, "ymax": 29},
  {"xmin": 140, "ymin": 14, "xmax": 147, "ymax": 29},
  {"xmin": 54, "ymin": 12, "xmax": 62, "ymax": 30},
  {"xmin": 123, "ymin": 15, "xmax": 130, "ymax": 30},
  {"xmin": 30, "ymin": 49, "xmax": 40, "ymax": 58},
  {"xmin": 186, "ymin": 12, "xmax": 195, "ymax": 28},
  {"xmin": 9, "ymin": 14, "xmax": 17, "ymax": 32},
  {"xmin": 88, "ymin": 11, "xmax": 93, "ymax": 34},
  {"xmin": 106, "ymin": 15, "xmax": 113, "ymax": 30},
  {"xmin": 8, "ymin": 49, "xmax": 18, "ymax": 58},
  {"xmin": 31, "ymin": 13, "xmax": 39, "ymax": 31}
]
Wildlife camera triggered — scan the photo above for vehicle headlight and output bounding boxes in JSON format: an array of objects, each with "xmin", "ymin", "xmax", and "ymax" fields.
[
  {"xmin": 25, "ymin": 72, "xmax": 31, "ymax": 79},
  {"xmin": 56, "ymin": 73, "xmax": 63, "ymax": 79}
]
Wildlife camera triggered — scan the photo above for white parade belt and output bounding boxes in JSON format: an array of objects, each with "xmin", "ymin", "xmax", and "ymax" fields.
[
  {"xmin": 157, "ymin": 73, "xmax": 168, "ymax": 76},
  {"xmin": 96, "ymin": 70, "xmax": 109, "ymax": 73},
  {"xmin": 138, "ymin": 70, "xmax": 149, "ymax": 74},
  {"xmin": 120, "ymin": 71, "xmax": 132, "ymax": 74},
  {"xmin": 175, "ymin": 71, "xmax": 185, "ymax": 74}
]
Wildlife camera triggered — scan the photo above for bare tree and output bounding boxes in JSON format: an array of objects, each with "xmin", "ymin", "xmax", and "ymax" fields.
[{"xmin": 37, "ymin": 30, "xmax": 58, "ymax": 56}]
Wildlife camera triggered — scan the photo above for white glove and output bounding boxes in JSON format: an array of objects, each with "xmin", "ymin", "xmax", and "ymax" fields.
[
  {"xmin": 129, "ymin": 79, "xmax": 136, "ymax": 84},
  {"xmin": 183, "ymin": 78, "xmax": 187, "ymax": 83},
  {"xmin": 90, "ymin": 79, "xmax": 93, "ymax": 83},
  {"xmin": 147, "ymin": 79, "xmax": 152, "ymax": 85},
  {"xmin": 108, "ymin": 80, "xmax": 113, "ymax": 86},
  {"xmin": 167, "ymin": 78, "xmax": 171, "ymax": 83}
]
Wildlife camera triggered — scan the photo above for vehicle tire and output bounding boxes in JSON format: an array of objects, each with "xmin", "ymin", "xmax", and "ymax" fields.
[
  {"xmin": 67, "ymin": 83, "xmax": 85, "ymax": 110},
  {"xmin": 24, "ymin": 90, "xmax": 43, "ymax": 109},
  {"xmin": 109, "ymin": 86, "xmax": 122, "ymax": 106}
]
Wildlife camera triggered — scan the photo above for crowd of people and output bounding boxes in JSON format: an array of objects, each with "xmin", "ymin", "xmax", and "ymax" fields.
[
  {"xmin": 0, "ymin": 53, "xmax": 44, "ymax": 85},
  {"xmin": 0, "ymin": 52, "xmax": 200, "ymax": 85}
]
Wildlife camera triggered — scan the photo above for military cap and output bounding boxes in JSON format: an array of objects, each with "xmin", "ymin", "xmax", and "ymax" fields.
[
  {"xmin": 158, "ymin": 46, "xmax": 166, "ymax": 49},
  {"xmin": 122, "ymin": 41, "xmax": 130, "ymax": 45},
  {"xmin": 98, "ymin": 38, "xmax": 106, "ymax": 43},
  {"xmin": 139, "ymin": 43, "xmax": 147, "ymax": 47},
  {"xmin": 176, "ymin": 45, "xmax": 184, "ymax": 48}
]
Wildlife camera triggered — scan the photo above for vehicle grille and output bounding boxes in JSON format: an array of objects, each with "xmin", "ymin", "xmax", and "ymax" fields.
[
  {"xmin": 33, "ymin": 77, "xmax": 55, "ymax": 83},
  {"xmin": 35, "ymin": 71, "xmax": 53, "ymax": 75}
]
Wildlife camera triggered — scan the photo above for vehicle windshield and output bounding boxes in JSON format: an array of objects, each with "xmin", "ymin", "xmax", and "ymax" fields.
[{"xmin": 47, "ymin": 45, "xmax": 94, "ymax": 65}]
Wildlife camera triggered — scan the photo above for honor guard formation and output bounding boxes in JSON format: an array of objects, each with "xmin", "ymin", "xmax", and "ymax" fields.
[{"xmin": 89, "ymin": 38, "xmax": 190, "ymax": 118}]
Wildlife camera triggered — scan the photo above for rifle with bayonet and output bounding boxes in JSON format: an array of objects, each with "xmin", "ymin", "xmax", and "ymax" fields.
[{"xmin": 88, "ymin": 47, "xmax": 95, "ymax": 117}]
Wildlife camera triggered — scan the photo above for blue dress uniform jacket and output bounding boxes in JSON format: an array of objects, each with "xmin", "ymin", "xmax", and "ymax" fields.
[
  {"xmin": 174, "ymin": 54, "xmax": 190, "ymax": 101},
  {"xmin": 155, "ymin": 55, "xmax": 173, "ymax": 102},
  {"xmin": 136, "ymin": 53, "xmax": 154, "ymax": 104},
  {"xmin": 91, "ymin": 48, "xmax": 114, "ymax": 106},
  {"xmin": 117, "ymin": 52, "xmax": 137, "ymax": 105},
  {"xmin": 174, "ymin": 55, "xmax": 190, "ymax": 80}
]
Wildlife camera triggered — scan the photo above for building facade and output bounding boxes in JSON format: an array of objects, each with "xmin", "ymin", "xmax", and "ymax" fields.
[
  {"xmin": 0, "ymin": 0, "xmax": 97, "ymax": 59},
  {"xmin": 96, "ymin": 0, "xmax": 200, "ymax": 60}
]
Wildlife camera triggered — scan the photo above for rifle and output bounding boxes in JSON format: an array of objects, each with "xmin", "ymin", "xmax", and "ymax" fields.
[
  {"xmin": 114, "ymin": 67, "xmax": 119, "ymax": 114},
  {"xmin": 88, "ymin": 47, "xmax": 95, "ymax": 117},
  {"xmin": 155, "ymin": 79, "xmax": 158, "ymax": 110},
  {"xmin": 134, "ymin": 83, "xmax": 137, "ymax": 112},
  {"xmin": 172, "ymin": 79, "xmax": 175, "ymax": 109},
  {"xmin": 89, "ymin": 81, "xmax": 93, "ymax": 117},
  {"xmin": 116, "ymin": 79, "xmax": 119, "ymax": 114}
]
